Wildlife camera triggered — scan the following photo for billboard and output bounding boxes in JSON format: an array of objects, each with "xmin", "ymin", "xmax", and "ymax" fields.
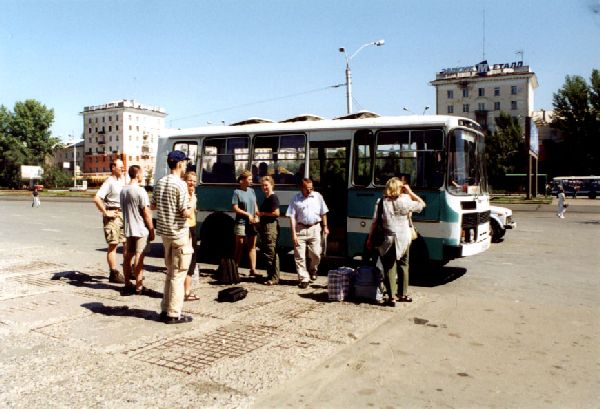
[{"xmin": 20, "ymin": 165, "xmax": 44, "ymax": 180}]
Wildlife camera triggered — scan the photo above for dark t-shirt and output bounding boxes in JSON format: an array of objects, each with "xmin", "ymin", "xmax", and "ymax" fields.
[{"xmin": 259, "ymin": 194, "xmax": 280, "ymax": 224}]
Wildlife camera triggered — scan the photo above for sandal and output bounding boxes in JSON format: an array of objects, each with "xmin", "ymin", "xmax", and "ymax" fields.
[
  {"xmin": 398, "ymin": 295, "xmax": 413, "ymax": 303},
  {"xmin": 184, "ymin": 292, "xmax": 200, "ymax": 302},
  {"xmin": 264, "ymin": 280, "xmax": 278, "ymax": 286}
]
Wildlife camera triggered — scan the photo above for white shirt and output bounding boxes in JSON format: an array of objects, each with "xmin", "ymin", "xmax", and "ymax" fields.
[
  {"xmin": 95, "ymin": 175, "xmax": 126, "ymax": 208},
  {"xmin": 286, "ymin": 191, "xmax": 329, "ymax": 225}
]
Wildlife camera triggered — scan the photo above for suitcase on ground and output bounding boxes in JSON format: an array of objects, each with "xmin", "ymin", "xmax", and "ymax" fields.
[
  {"xmin": 354, "ymin": 265, "xmax": 382, "ymax": 285},
  {"xmin": 327, "ymin": 267, "xmax": 354, "ymax": 301},
  {"xmin": 217, "ymin": 286, "xmax": 248, "ymax": 302},
  {"xmin": 216, "ymin": 257, "xmax": 240, "ymax": 284},
  {"xmin": 353, "ymin": 265, "xmax": 383, "ymax": 303}
]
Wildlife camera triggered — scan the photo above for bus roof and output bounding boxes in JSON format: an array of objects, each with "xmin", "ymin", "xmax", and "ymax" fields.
[{"xmin": 161, "ymin": 114, "xmax": 481, "ymax": 138}]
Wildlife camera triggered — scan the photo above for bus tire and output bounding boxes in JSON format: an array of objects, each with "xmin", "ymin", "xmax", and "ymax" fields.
[{"xmin": 409, "ymin": 235, "xmax": 431, "ymax": 284}]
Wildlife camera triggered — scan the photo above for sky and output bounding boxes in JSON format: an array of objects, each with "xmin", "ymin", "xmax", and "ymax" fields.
[{"xmin": 1, "ymin": 0, "xmax": 599, "ymax": 142}]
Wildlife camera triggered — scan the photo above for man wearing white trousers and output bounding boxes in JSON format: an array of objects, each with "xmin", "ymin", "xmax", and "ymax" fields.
[
  {"xmin": 151, "ymin": 150, "xmax": 193, "ymax": 324},
  {"xmin": 286, "ymin": 178, "xmax": 329, "ymax": 289}
]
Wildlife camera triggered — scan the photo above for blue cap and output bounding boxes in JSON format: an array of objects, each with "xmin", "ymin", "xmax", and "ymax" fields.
[{"xmin": 167, "ymin": 150, "xmax": 190, "ymax": 163}]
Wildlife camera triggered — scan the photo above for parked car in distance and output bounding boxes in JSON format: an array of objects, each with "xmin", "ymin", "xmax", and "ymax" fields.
[
  {"xmin": 68, "ymin": 185, "xmax": 87, "ymax": 192},
  {"xmin": 490, "ymin": 205, "xmax": 517, "ymax": 242}
]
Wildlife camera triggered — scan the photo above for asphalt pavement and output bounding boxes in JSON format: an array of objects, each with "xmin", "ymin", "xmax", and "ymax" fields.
[{"xmin": 0, "ymin": 197, "xmax": 598, "ymax": 408}]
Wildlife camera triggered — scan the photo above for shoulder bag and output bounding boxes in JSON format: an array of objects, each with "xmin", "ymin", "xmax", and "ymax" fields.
[{"xmin": 371, "ymin": 199, "xmax": 385, "ymax": 248}]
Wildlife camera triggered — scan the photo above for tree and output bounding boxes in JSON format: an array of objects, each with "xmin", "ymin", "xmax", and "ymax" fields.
[
  {"xmin": 43, "ymin": 165, "xmax": 72, "ymax": 189},
  {"xmin": 0, "ymin": 100, "xmax": 56, "ymax": 188},
  {"xmin": 551, "ymin": 70, "xmax": 600, "ymax": 175},
  {"xmin": 485, "ymin": 112, "xmax": 524, "ymax": 189}
]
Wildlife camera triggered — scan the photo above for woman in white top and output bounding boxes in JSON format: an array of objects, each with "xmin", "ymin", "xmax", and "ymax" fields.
[
  {"xmin": 557, "ymin": 186, "xmax": 567, "ymax": 218},
  {"xmin": 367, "ymin": 177, "xmax": 426, "ymax": 306}
]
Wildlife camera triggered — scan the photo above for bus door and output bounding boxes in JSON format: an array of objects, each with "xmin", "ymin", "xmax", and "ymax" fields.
[{"xmin": 308, "ymin": 140, "xmax": 350, "ymax": 257}]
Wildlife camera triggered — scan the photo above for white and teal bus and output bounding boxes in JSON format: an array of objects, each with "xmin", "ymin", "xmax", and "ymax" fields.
[{"xmin": 154, "ymin": 112, "xmax": 491, "ymax": 269}]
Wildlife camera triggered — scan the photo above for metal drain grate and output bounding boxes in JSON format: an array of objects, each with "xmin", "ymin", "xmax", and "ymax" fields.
[
  {"xmin": 11, "ymin": 273, "xmax": 63, "ymax": 288},
  {"xmin": 0, "ymin": 261, "xmax": 62, "ymax": 275},
  {"xmin": 127, "ymin": 324, "xmax": 278, "ymax": 373}
]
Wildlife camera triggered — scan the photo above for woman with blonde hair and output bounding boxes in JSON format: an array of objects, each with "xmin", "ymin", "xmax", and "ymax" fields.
[
  {"xmin": 366, "ymin": 177, "xmax": 425, "ymax": 306},
  {"xmin": 183, "ymin": 171, "xmax": 199, "ymax": 301}
]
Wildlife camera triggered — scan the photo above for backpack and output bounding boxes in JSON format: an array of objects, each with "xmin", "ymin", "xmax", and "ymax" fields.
[{"xmin": 216, "ymin": 257, "xmax": 240, "ymax": 284}]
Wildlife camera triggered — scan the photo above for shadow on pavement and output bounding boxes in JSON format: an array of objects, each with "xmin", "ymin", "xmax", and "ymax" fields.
[
  {"xmin": 411, "ymin": 266, "xmax": 467, "ymax": 287},
  {"xmin": 51, "ymin": 270, "xmax": 120, "ymax": 291},
  {"xmin": 52, "ymin": 270, "xmax": 163, "ymax": 298},
  {"xmin": 81, "ymin": 302, "xmax": 162, "ymax": 321}
]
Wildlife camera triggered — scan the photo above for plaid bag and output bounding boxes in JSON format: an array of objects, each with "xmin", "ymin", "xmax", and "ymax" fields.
[{"xmin": 327, "ymin": 267, "xmax": 354, "ymax": 301}]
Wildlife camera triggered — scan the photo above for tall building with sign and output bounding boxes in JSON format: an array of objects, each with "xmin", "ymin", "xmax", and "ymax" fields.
[
  {"xmin": 430, "ymin": 60, "xmax": 538, "ymax": 133},
  {"xmin": 81, "ymin": 100, "xmax": 167, "ymax": 184}
]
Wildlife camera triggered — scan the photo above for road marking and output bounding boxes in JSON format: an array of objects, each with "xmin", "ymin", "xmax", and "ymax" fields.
[{"xmin": 41, "ymin": 228, "xmax": 61, "ymax": 232}]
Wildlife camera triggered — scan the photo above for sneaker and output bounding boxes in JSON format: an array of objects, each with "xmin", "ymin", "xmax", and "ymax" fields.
[
  {"xmin": 164, "ymin": 315, "xmax": 193, "ymax": 324},
  {"xmin": 298, "ymin": 281, "xmax": 309, "ymax": 289},
  {"xmin": 309, "ymin": 274, "xmax": 317, "ymax": 282},
  {"xmin": 120, "ymin": 284, "xmax": 136, "ymax": 296},
  {"xmin": 108, "ymin": 269, "xmax": 125, "ymax": 284}
]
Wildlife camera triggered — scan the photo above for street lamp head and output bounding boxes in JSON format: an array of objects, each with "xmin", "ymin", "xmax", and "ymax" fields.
[
  {"xmin": 374, "ymin": 39, "xmax": 385, "ymax": 46},
  {"xmin": 339, "ymin": 47, "xmax": 346, "ymax": 53}
]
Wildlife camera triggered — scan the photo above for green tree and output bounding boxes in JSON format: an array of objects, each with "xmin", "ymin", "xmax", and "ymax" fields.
[
  {"xmin": 485, "ymin": 112, "xmax": 524, "ymax": 189},
  {"xmin": 43, "ymin": 165, "xmax": 72, "ymax": 188},
  {"xmin": 551, "ymin": 70, "xmax": 600, "ymax": 175},
  {"xmin": 0, "ymin": 100, "xmax": 56, "ymax": 187}
]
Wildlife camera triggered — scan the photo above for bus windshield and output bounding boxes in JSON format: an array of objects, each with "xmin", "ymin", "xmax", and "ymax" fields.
[{"xmin": 447, "ymin": 128, "xmax": 487, "ymax": 195}]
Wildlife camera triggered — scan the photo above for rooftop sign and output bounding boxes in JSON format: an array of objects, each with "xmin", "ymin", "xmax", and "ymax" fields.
[{"xmin": 440, "ymin": 60, "xmax": 525, "ymax": 76}]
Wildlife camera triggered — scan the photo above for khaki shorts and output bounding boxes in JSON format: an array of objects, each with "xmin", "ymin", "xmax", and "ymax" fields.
[
  {"xmin": 234, "ymin": 222, "xmax": 258, "ymax": 237},
  {"xmin": 103, "ymin": 213, "xmax": 125, "ymax": 245},
  {"xmin": 126, "ymin": 236, "xmax": 150, "ymax": 254}
]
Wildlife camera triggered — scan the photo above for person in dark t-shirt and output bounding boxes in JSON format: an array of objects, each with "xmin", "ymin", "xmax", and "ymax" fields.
[{"xmin": 257, "ymin": 176, "xmax": 280, "ymax": 285}]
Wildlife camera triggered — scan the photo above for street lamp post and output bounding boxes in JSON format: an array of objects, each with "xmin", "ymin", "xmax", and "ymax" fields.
[
  {"xmin": 339, "ymin": 39, "xmax": 385, "ymax": 114},
  {"xmin": 70, "ymin": 133, "xmax": 77, "ymax": 188}
]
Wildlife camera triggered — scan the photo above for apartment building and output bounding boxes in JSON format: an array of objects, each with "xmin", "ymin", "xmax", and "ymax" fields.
[
  {"xmin": 430, "ymin": 60, "xmax": 538, "ymax": 133},
  {"xmin": 81, "ymin": 99, "xmax": 167, "ymax": 184}
]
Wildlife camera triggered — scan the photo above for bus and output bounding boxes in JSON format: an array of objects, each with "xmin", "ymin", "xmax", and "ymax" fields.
[
  {"xmin": 551, "ymin": 176, "xmax": 600, "ymax": 199},
  {"xmin": 154, "ymin": 112, "xmax": 491, "ymax": 270}
]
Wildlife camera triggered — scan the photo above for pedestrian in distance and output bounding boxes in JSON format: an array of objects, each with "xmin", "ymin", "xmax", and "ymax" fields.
[
  {"xmin": 93, "ymin": 159, "xmax": 128, "ymax": 284},
  {"xmin": 366, "ymin": 177, "xmax": 425, "ymax": 306},
  {"xmin": 557, "ymin": 186, "xmax": 567, "ymax": 218},
  {"xmin": 257, "ymin": 175, "xmax": 280, "ymax": 285},
  {"xmin": 286, "ymin": 178, "xmax": 329, "ymax": 289},
  {"xmin": 31, "ymin": 187, "xmax": 40, "ymax": 207},
  {"xmin": 120, "ymin": 165, "xmax": 155, "ymax": 295},
  {"xmin": 183, "ymin": 171, "xmax": 200, "ymax": 302},
  {"xmin": 151, "ymin": 150, "xmax": 194, "ymax": 324},
  {"xmin": 232, "ymin": 170, "xmax": 260, "ymax": 278}
]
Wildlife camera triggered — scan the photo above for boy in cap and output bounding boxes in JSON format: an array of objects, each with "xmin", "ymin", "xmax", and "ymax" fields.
[{"xmin": 151, "ymin": 150, "xmax": 193, "ymax": 324}]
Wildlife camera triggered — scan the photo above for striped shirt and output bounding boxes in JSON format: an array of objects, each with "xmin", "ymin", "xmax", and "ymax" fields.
[{"xmin": 152, "ymin": 174, "xmax": 189, "ymax": 239}]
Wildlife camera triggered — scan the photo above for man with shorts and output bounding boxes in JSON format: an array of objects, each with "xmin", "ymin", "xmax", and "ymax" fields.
[
  {"xmin": 151, "ymin": 150, "xmax": 193, "ymax": 324},
  {"xmin": 120, "ymin": 165, "xmax": 155, "ymax": 295},
  {"xmin": 93, "ymin": 159, "xmax": 127, "ymax": 283},
  {"xmin": 286, "ymin": 178, "xmax": 329, "ymax": 288}
]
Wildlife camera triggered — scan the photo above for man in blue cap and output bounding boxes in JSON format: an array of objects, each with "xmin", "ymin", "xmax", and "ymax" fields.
[{"xmin": 151, "ymin": 150, "xmax": 193, "ymax": 324}]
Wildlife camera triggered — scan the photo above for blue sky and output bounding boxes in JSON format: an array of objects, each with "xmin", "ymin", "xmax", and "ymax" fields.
[{"xmin": 1, "ymin": 0, "xmax": 599, "ymax": 141}]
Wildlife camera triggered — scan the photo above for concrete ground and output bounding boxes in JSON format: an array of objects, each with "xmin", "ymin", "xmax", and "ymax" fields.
[{"xmin": 0, "ymin": 197, "xmax": 598, "ymax": 408}]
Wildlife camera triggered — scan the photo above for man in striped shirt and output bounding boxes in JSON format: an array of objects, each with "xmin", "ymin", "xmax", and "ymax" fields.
[{"xmin": 151, "ymin": 150, "xmax": 193, "ymax": 324}]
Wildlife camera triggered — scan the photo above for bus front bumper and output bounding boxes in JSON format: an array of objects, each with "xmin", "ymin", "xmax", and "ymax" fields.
[{"xmin": 444, "ymin": 237, "xmax": 491, "ymax": 261}]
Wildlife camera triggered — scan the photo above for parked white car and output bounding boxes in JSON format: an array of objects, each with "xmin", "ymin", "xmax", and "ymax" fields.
[{"xmin": 489, "ymin": 205, "xmax": 517, "ymax": 242}]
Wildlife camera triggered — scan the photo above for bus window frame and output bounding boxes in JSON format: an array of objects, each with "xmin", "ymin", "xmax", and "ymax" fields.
[
  {"xmin": 251, "ymin": 132, "xmax": 307, "ymax": 185},
  {"xmin": 199, "ymin": 135, "xmax": 250, "ymax": 184},
  {"xmin": 172, "ymin": 141, "xmax": 199, "ymax": 173},
  {"xmin": 371, "ymin": 128, "xmax": 445, "ymax": 189}
]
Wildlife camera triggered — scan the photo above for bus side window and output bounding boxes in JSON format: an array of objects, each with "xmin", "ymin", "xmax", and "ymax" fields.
[
  {"xmin": 200, "ymin": 136, "xmax": 248, "ymax": 183},
  {"xmin": 352, "ymin": 130, "xmax": 373, "ymax": 187},
  {"xmin": 173, "ymin": 142, "xmax": 198, "ymax": 173}
]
